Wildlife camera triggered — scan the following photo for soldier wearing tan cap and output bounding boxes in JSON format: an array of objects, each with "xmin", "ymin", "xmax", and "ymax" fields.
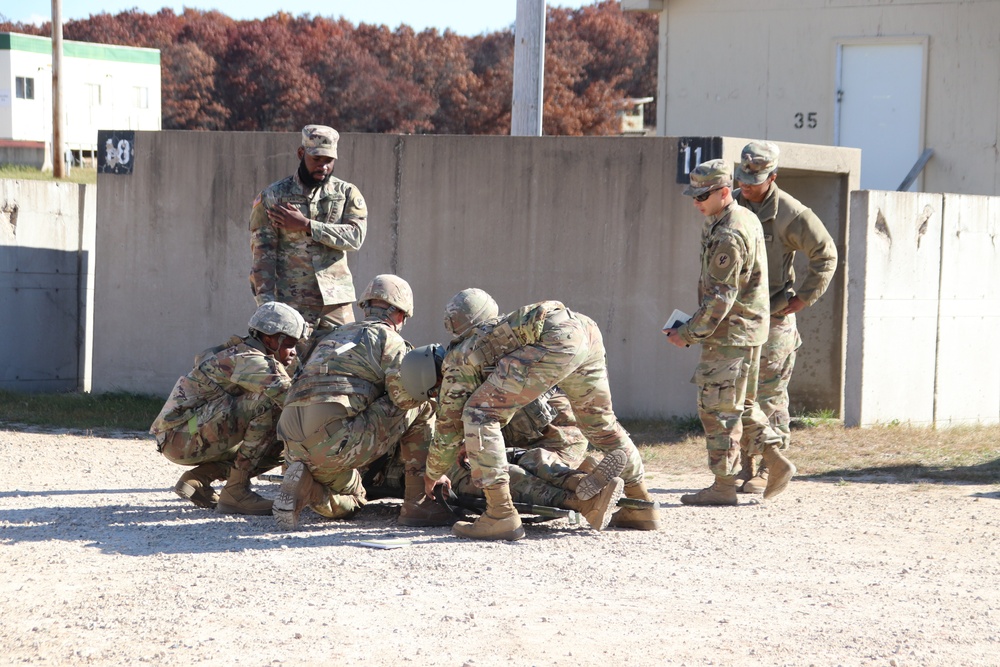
[
  {"xmin": 734, "ymin": 141, "xmax": 838, "ymax": 494},
  {"xmin": 664, "ymin": 159, "xmax": 795, "ymax": 505},
  {"xmin": 249, "ymin": 125, "xmax": 368, "ymax": 360}
]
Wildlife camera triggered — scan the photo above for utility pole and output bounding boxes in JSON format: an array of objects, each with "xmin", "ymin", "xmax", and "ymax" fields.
[
  {"xmin": 51, "ymin": 0, "xmax": 65, "ymax": 177},
  {"xmin": 511, "ymin": 0, "xmax": 545, "ymax": 136}
]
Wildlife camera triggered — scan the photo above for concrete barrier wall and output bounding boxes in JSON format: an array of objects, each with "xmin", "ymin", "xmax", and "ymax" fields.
[
  {"xmin": 845, "ymin": 191, "xmax": 1000, "ymax": 426},
  {"xmin": 91, "ymin": 131, "xmax": 856, "ymax": 418},
  {"xmin": 0, "ymin": 179, "xmax": 95, "ymax": 392}
]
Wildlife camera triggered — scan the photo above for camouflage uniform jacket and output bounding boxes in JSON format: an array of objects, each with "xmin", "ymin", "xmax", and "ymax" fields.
[
  {"xmin": 249, "ymin": 173, "xmax": 368, "ymax": 315},
  {"xmin": 427, "ymin": 301, "xmax": 566, "ymax": 478},
  {"xmin": 284, "ymin": 318, "xmax": 418, "ymax": 417},
  {"xmin": 150, "ymin": 335, "xmax": 291, "ymax": 435},
  {"xmin": 737, "ymin": 183, "xmax": 838, "ymax": 313},
  {"xmin": 676, "ymin": 201, "xmax": 770, "ymax": 347}
]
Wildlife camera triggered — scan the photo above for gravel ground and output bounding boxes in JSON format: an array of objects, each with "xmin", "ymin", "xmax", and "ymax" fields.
[{"xmin": 2, "ymin": 427, "xmax": 999, "ymax": 666}]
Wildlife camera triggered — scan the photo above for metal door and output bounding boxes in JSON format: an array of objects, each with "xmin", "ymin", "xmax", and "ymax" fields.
[{"xmin": 836, "ymin": 41, "xmax": 926, "ymax": 191}]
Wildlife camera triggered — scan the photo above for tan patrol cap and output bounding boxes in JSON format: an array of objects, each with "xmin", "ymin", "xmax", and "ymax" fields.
[
  {"xmin": 734, "ymin": 140, "xmax": 779, "ymax": 185},
  {"xmin": 301, "ymin": 125, "xmax": 339, "ymax": 159},
  {"xmin": 682, "ymin": 159, "xmax": 732, "ymax": 197}
]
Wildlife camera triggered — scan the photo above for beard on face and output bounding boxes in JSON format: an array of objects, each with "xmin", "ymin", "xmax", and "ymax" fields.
[{"xmin": 297, "ymin": 158, "xmax": 332, "ymax": 188}]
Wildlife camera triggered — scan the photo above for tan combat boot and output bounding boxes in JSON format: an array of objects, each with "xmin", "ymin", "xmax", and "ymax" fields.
[
  {"xmin": 574, "ymin": 449, "xmax": 628, "ymax": 500},
  {"xmin": 608, "ymin": 479, "xmax": 662, "ymax": 530},
  {"xmin": 272, "ymin": 460, "xmax": 329, "ymax": 530},
  {"xmin": 217, "ymin": 465, "xmax": 274, "ymax": 515},
  {"xmin": 679, "ymin": 476, "xmax": 739, "ymax": 506},
  {"xmin": 761, "ymin": 444, "xmax": 796, "ymax": 499},
  {"xmin": 742, "ymin": 461, "xmax": 768, "ymax": 494},
  {"xmin": 562, "ymin": 477, "xmax": 624, "ymax": 531},
  {"xmin": 736, "ymin": 450, "xmax": 758, "ymax": 493},
  {"xmin": 452, "ymin": 482, "xmax": 524, "ymax": 541},
  {"xmin": 173, "ymin": 461, "xmax": 229, "ymax": 509},
  {"xmin": 398, "ymin": 472, "xmax": 456, "ymax": 527}
]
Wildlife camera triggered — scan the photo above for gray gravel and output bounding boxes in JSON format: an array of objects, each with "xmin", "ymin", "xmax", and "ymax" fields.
[{"xmin": 2, "ymin": 428, "xmax": 999, "ymax": 666}]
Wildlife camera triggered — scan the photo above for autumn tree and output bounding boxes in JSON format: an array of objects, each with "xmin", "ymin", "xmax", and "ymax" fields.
[
  {"xmin": 3, "ymin": 2, "xmax": 657, "ymax": 136},
  {"xmin": 161, "ymin": 41, "xmax": 228, "ymax": 130},
  {"xmin": 215, "ymin": 14, "xmax": 321, "ymax": 131}
]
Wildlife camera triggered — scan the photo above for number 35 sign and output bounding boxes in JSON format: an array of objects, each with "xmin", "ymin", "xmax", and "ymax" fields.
[{"xmin": 97, "ymin": 130, "xmax": 135, "ymax": 175}]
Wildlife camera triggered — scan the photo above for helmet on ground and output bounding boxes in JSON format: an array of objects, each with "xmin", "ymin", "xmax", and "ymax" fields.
[
  {"xmin": 399, "ymin": 344, "xmax": 445, "ymax": 402},
  {"xmin": 444, "ymin": 288, "xmax": 498, "ymax": 338},
  {"xmin": 248, "ymin": 302, "xmax": 308, "ymax": 340},
  {"xmin": 359, "ymin": 274, "xmax": 414, "ymax": 317}
]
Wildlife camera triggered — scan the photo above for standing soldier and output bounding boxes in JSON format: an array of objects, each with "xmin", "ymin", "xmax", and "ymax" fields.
[
  {"xmin": 249, "ymin": 124, "xmax": 367, "ymax": 357},
  {"xmin": 663, "ymin": 159, "xmax": 794, "ymax": 506},
  {"xmin": 151, "ymin": 302, "xmax": 307, "ymax": 515},
  {"xmin": 734, "ymin": 141, "xmax": 838, "ymax": 493},
  {"xmin": 426, "ymin": 291, "xmax": 657, "ymax": 540},
  {"xmin": 272, "ymin": 275, "xmax": 453, "ymax": 531}
]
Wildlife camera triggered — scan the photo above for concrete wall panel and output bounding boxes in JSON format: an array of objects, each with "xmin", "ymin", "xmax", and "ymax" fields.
[
  {"xmin": 0, "ymin": 179, "xmax": 94, "ymax": 392},
  {"xmin": 91, "ymin": 131, "xmax": 857, "ymax": 419},
  {"xmin": 935, "ymin": 194, "xmax": 1000, "ymax": 424},
  {"xmin": 845, "ymin": 190, "xmax": 943, "ymax": 426}
]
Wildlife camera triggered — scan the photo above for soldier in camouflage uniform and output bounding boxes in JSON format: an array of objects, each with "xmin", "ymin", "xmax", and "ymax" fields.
[
  {"xmin": 734, "ymin": 141, "xmax": 838, "ymax": 493},
  {"xmin": 249, "ymin": 125, "xmax": 367, "ymax": 358},
  {"xmin": 396, "ymin": 342, "xmax": 623, "ymax": 532},
  {"xmin": 151, "ymin": 302, "xmax": 307, "ymax": 515},
  {"xmin": 272, "ymin": 275, "xmax": 453, "ymax": 531},
  {"xmin": 425, "ymin": 291, "xmax": 654, "ymax": 540},
  {"xmin": 664, "ymin": 159, "xmax": 795, "ymax": 505}
]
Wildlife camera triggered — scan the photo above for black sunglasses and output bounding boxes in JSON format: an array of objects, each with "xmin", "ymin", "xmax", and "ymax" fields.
[{"xmin": 693, "ymin": 188, "xmax": 720, "ymax": 202}]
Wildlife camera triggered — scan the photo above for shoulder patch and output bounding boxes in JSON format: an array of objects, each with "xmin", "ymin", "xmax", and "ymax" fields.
[
  {"xmin": 714, "ymin": 253, "xmax": 731, "ymax": 270},
  {"xmin": 252, "ymin": 192, "xmax": 262, "ymax": 208}
]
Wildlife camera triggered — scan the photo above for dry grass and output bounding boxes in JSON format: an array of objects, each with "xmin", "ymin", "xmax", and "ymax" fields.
[
  {"xmin": 0, "ymin": 163, "xmax": 97, "ymax": 184},
  {"xmin": 623, "ymin": 417, "xmax": 1000, "ymax": 484}
]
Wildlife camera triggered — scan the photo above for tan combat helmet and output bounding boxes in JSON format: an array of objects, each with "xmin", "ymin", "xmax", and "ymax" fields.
[
  {"xmin": 399, "ymin": 344, "xmax": 445, "ymax": 402},
  {"xmin": 359, "ymin": 274, "xmax": 414, "ymax": 317},
  {"xmin": 248, "ymin": 302, "xmax": 308, "ymax": 340},
  {"xmin": 443, "ymin": 288, "xmax": 499, "ymax": 338}
]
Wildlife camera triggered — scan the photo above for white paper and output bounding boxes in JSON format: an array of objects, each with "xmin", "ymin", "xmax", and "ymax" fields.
[
  {"xmin": 662, "ymin": 309, "xmax": 692, "ymax": 331},
  {"xmin": 334, "ymin": 342, "xmax": 356, "ymax": 355}
]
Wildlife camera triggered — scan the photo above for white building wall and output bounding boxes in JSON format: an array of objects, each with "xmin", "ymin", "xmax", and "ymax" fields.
[
  {"xmin": 0, "ymin": 33, "xmax": 161, "ymax": 153},
  {"xmin": 626, "ymin": 0, "xmax": 1000, "ymax": 197}
]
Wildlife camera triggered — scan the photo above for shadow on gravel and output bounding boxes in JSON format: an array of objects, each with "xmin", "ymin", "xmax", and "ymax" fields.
[
  {"xmin": 0, "ymin": 492, "xmax": 592, "ymax": 556},
  {"xmin": 796, "ymin": 459, "xmax": 1000, "ymax": 485}
]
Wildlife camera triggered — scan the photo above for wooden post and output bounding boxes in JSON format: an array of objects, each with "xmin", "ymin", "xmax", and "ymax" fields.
[
  {"xmin": 51, "ymin": 0, "xmax": 65, "ymax": 177},
  {"xmin": 511, "ymin": 0, "xmax": 545, "ymax": 136}
]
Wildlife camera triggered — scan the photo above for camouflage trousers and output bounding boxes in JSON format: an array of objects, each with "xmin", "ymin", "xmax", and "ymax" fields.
[
  {"xmin": 447, "ymin": 438, "xmax": 586, "ymax": 507},
  {"xmin": 280, "ymin": 395, "xmax": 434, "ymax": 495},
  {"xmin": 451, "ymin": 461, "xmax": 571, "ymax": 507},
  {"xmin": 756, "ymin": 313, "xmax": 802, "ymax": 450},
  {"xmin": 463, "ymin": 311, "xmax": 643, "ymax": 488},
  {"xmin": 695, "ymin": 344, "xmax": 784, "ymax": 478},
  {"xmin": 156, "ymin": 392, "xmax": 282, "ymax": 471}
]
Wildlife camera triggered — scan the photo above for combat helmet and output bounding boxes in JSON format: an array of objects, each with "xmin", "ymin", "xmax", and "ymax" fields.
[
  {"xmin": 443, "ymin": 288, "xmax": 499, "ymax": 338},
  {"xmin": 399, "ymin": 344, "xmax": 445, "ymax": 402},
  {"xmin": 359, "ymin": 274, "xmax": 414, "ymax": 317},
  {"xmin": 248, "ymin": 302, "xmax": 308, "ymax": 340}
]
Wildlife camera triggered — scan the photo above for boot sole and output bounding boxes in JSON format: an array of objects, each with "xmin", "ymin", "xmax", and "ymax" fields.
[
  {"xmin": 575, "ymin": 449, "xmax": 628, "ymax": 501},
  {"xmin": 586, "ymin": 478, "xmax": 625, "ymax": 531},
  {"xmin": 174, "ymin": 481, "xmax": 217, "ymax": 509},
  {"xmin": 272, "ymin": 461, "xmax": 308, "ymax": 530}
]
